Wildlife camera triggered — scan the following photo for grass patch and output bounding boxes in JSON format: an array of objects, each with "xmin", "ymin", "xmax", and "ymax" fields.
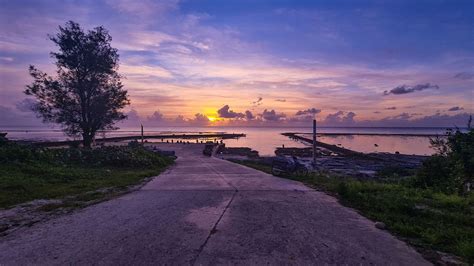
[
  {"xmin": 0, "ymin": 143, "xmax": 174, "ymax": 209},
  {"xmin": 0, "ymin": 164, "xmax": 167, "ymax": 208},
  {"xmin": 233, "ymin": 159, "xmax": 474, "ymax": 263}
]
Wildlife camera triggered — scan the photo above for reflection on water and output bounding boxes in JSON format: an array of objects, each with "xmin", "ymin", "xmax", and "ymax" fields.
[
  {"xmin": 225, "ymin": 131, "xmax": 434, "ymax": 156},
  {"xmin": 222, "ymin": 130, "xmax": 308, "ymax": 156},
  {"xmin": 3, "ymin": 126, "xmax": 445, "ymax": 156},
  {"xmin": 317, "ymin": 135, "xmax": 434, "ymax": 156}
]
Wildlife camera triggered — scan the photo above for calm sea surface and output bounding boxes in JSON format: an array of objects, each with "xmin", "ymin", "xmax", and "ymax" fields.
[{"xmin": 2, "ymin": 126, "xmax": 456, "ymax": 156}]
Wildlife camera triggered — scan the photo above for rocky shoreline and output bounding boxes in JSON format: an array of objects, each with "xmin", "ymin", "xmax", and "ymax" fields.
[{"xmin": 216, "ymin": 140, "xmax": 428, "ymax": 178}]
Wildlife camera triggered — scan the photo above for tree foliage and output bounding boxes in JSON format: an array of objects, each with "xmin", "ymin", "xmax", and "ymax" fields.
[
  {"xmin": 25, "ymin": 21, "xmax": 129, "ymax": 147},
  {"xmin": 415, "ymin": 116, "xmax": 473, "ymax": 194}
]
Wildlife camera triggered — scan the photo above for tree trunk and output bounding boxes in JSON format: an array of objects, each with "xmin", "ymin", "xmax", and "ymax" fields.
[{"xmin": 82, "ymin": 133, "xmax": 93, "ymax": 148}]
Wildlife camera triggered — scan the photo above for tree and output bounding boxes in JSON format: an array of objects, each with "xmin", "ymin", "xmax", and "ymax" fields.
[{"xmin": 25, "ymin": 21, "xmax": 129, "ymax": 147}]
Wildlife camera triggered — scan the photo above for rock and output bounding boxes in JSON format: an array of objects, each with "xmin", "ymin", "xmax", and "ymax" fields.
[
  {"xmin": 437, "ymin": 251, "xmax": 464, "ymax": 265},
  {"xmin": 216, "ymin": 145, "xmax": 259, "ymax": 158},
  {"xmin": 358, "ymin": 170, "xmax": 377, "ymax": 177},
  {"xmin": 375, "ymin": 221, "xmax": 386, "ymax": 230},
  {"xmin": 414, "ymin": 204, "xmax": 428, "ymax": 210}
]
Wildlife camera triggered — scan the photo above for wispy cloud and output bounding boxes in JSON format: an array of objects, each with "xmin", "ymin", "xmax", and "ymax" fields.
[
  {"xmin": 105, "ymin": 0, "xmax": 179, "ymax": 17},
  {"xmin": 252, "ymin": 97, "xmax": 263, "ymax": 106},
  {"xmin": 453, "ymin": 72, "xmax": 474, "ymax": 80},
  {"xmin": 448, "ymin": 106, "xmax": 464, "ymax": 111},
  {"xmin": 295, "ymin": 108, "xmax": 321, "ymax": 116}
]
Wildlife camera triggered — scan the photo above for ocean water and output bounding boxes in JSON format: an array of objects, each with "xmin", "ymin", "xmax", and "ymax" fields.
[
  {"xmin": 218, "ymin": 127, "xmax": 445, "ymax": 156},
  {"xmin": 2, "ymin": 126, "xmax": 455, "ymax": 156}
]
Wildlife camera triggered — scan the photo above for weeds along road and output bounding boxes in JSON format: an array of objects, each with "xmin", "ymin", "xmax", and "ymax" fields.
[{"xmin": 0, "ymin": 144, "xmax": 429, "ymax": 265}]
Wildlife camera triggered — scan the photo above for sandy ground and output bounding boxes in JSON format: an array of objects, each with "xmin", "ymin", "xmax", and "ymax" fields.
[{"xmin": 0, "ymin": 143, "xmax": 429, "ymax": 265}]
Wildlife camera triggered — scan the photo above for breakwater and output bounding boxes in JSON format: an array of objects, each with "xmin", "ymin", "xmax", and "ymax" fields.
[{"xmin": 31, "ymin": 133, "xmax": 245, "ymax": 147}]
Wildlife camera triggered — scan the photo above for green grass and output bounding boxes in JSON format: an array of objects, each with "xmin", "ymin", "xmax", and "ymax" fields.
[
  {"xmin": 0, "ymin": 162, "xmax": 169, "ymax": 209},
  {"xmin": 233, "ymin": 159, "xmax": 474, "ymax": 263},
  {"xmin": 0, "ymin": 144, "xmax": 174, "ymax": 209}
]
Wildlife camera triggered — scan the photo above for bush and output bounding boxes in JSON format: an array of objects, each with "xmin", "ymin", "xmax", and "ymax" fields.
[
  {"xmin": 0, "ymin": 142, "xmax": 172, "ymax": 168},
  {"xmin": 336, "ymin": 182, "xmax": 348, "ymax": 196},
  {"xmin": 128, "ymin": 140, "xmax": 141, "ymax": 148},
  {"xmin": 0, "ymin": 142, "xmax": 52, "ymax": 163},
  {"xmin": 413, "ymin": 155, "xmax": 456, "ymax": 193},
  {"xmin": 414, "ymin": 118, "xmax": 473, "ymax": 194},
  {"xmin": 58, "ymin": 146, "xmax": 171, "ymax": 167},
  {"xmin": 377, "ymin": 165, "xmax": 412, "ymax": 179}
]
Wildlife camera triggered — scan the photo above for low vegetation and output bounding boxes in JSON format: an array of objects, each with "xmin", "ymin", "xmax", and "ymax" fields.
[
  {"xmin": 414, "ymin": 121, "xmax": 473, "ymax": 194},
  {"xmin": 0, "ymin": 141, "xmax": 174, "ymax": 209},
  {"xmin": 231, "ymin": 123, "xmax": 474, "ymax": 263}
]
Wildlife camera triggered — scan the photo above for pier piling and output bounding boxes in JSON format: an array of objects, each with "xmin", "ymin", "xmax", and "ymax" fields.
[{"xmin": 312, "ymin": 119, "xmax": 317, "ymax": 166}]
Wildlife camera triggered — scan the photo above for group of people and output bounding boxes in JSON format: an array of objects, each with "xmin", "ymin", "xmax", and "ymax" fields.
[{"xmin": 160, "ymin": 138, "xmax": 224, "ymax": 144}]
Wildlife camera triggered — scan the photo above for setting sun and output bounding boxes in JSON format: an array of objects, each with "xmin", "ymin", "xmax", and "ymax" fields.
[{"xmin": 207, "ymin": 116, "xmax": 217, "ymax": 122}]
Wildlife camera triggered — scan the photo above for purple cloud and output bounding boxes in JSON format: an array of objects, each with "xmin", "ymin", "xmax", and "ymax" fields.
[
  {"xmin": 252, "ymin": 97, "xmax": 263, "ymax": 106},
  {"xmin": 217, "ymin": 105, "xmax": 245, "ymax": 118},
  {"xmin": 454, "ymin": 72, "xmax": 474, "ymax": 80},
  {"xmin": 261, "ymin": 109, "xmax": 286, "ymax": 121},
  {"xmin": 383, "ymin": 83, "xmax": 439, "ymax": 95},
  {"xmin": 448, "ymin": 106, "xmax": 464, "ymax": 112},
  {"xmin": 193, "ymin": 113, "xmax": 209, "ymax": 123},
  {"xmin": 295, "ymin": 108, "xmax": 321, "ymax": 116},
  {"xmin": 391, "ymin": 113, "xmax": 412, "ymax": 120},
  {"xmin": 245, "ymin": 110, "xmax": 254, "ymax": 120},
  {"xmin": 323, "ymin": 111, "xmax": 356, "ymax": 125},
  {"xmin": 147, "ymin": 111, "xmax": 165, "ymax": 121}
]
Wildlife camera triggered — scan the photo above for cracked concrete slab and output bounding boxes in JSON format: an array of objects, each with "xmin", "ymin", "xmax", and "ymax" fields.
[
  {"xmin": 195, "ymin": 191, "xmax": 428, "ymax": 265},
  {"xmin": 0, "ymin": 190, "xmax": 233, "ymax": 265}
]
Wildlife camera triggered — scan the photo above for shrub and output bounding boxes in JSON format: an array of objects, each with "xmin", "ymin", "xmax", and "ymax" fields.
[
  {"xmin": 337, "ymin": 182, "xmax": 348, "ymax": 197},
  {"xmin": 414, "ymin": 117, "xmax": 473, "ymax": 194},
  {"xmin": 55, "ymin": 146, "xmax": 172, "ymax": 168},
  {"xmin": 413, "ymin": 155, "xmax": 456, "ymax": 193},
  {"xmin": 0, "ymin": 142, "xmax": 172, "ymax": 168},
  {"xmin": 128, "ymin": 140, "xmax": 141, "ymax": 148},
  {"xmin": 377, "ymin": 165, "xmax": 412, "ymax": 179},
  {"xmin": 0, "ymin": 142, "xmax": 52, "ymax": 163}
]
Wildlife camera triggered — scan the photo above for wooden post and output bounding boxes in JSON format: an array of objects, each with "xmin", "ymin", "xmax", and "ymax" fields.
[
  {"xmin": 141, "ymin": 124, "xmax": 144, "ymax": 144},
  {"xmin": 312, "ymin": 119, "xmax": 317, "ymax": 166}
]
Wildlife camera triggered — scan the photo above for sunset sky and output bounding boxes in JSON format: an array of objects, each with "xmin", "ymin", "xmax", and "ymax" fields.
[{"xmin": 0, "ymin": 0, "xmax": 473, "ymax": 127}]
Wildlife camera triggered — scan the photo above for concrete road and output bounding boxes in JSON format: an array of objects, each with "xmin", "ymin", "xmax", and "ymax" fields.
[{"xmin": 0, "ymin": 144, "xmax": 429, "ymax": 265}]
